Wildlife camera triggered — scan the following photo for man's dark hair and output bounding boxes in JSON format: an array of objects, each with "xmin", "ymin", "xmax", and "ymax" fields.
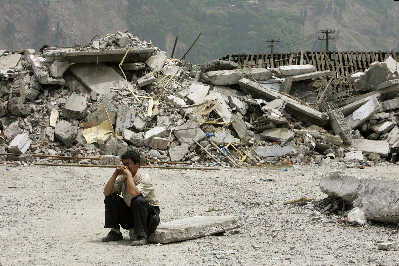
[{"xmin": 120, "ymin": 150, "xmax": 142, "ymax": 165}]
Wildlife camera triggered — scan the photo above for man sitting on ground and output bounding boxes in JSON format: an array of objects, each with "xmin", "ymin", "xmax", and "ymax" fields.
[{"xmin": 102, "ymin": 150, "xmax": 160, "ymax": 246}]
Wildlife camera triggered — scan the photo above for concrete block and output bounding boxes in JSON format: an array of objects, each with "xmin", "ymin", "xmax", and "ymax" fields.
[
  {"xmin": 382, "ymin": 97, "xmax": 399, "ymax": 111},
  {"xmin": 169, "ymin": 144, "xmax": 190, "ymax": 161},
  {"xmin": 202, "ymin": 69, "xmax": 243, "ymax": 86},
  {"xmin": 255, "ymin": 145, "xmax": 296, "ymax": 158},
  {"xmin": 146, "ymin": 51, "xmax": 168, "ymax": 72},
  {"xmin": 0, "ymin": 54, "xmax": 21, "ymax": 70},
  {"xmin": 260, "ymin": 128, "xmax": 294, "ymax": 143},
  {"xmin": 320, "ymin": 171, "xmax": 399, "ymax": 224},
  {"xmin": 100, "ymin": 136, "xmax": 128, "ymax": 156},
  {"xmin": 144, "ymin": 127, "xmax": 168, "ymax": 141},
  {"xmin": 371, "ymin": 121, "xmax": 395, "ymax": 134},
  {"xmin": 70, "ymin": 64, "xmax": 126, "ymax": 96},
  {"xmin": 166, "ymin": 95, "xmax": 187, "ymax": 108},
  {"xmin": 122, "ymin": 129, "xmax": 145, "ymax": 147},
  {"xmin": 186, "ymin": 82, "xmax": 210, "ymax": 104},
  {"xmin": 63, "ymin": 94, "xmax": 87, "ymax": 119},
  {"xmin": 49, "ymin": 61, "xmax": 73, "ymax": 78},
  {"xmin": 345, "ymin": 96, "xmax": 380, "ymax": 129},
  {"xmin": 245, "ymin": 68, "xmax": 272, "ymax": 81},
  {"xmin": 174, "ymin": 122, "xmax": 206, "ymax": 145},
  {"xmin": 352, "ymin": 139, "xmax": 390, "ymax": 155},
  {"xmin": 232, "ymin": 114, "xmax": 250, "ymax": 142},
  {"xmin": 115, "ymin": 109, "xmax": 136, "ymax": 135},
  {"xmin": 149, "ymin": 216, "xmax": 239, "ymax": 244},
  {"xmin": 137, "ymin": 72, "xmax": 156, "ymax": 88},
  {"xmin": 359, "ymin": 62, "xmax": 390, "ymax": 90},
  {"xmin": 8, "ymin": 133, "xmax": 31, "ymax": 154},
  {"xmin": 206, "ymin": 91, "xmax": 233, "ymax": 123},
  {"xmin": 133, "ymin": 116, "xmax": 147, "ymax": 132},
  {"xmin": 147, "ymin": 137, "xmax": 171, "ymax": 150},
  {"xmin": 200, "ymin": 60, "xmax": 239, "ymax": 72},
  {"xmin": 55, "ymin": 120, "xmax": 78, "ymax": 147},
  {"xmin": 239, "ymin": 78, "xmax": 328, "ymax": 126},
  {"xmin": 278, "ymin": 64, "xmax": 316, "ymax": 76},
  {"xmin": 344, "ymin": 151, "xmax": 364, "ymax": 161}
]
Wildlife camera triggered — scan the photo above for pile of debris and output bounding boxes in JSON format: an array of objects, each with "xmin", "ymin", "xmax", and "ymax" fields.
[{"xmin": 1, "ymin": 31, "xmax": 399, "ymax": 167}]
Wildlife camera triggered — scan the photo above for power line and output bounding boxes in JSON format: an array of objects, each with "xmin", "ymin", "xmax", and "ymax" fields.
[
  {"xmin": 318, "ymin": 29, "xmax": 336, "ymax": 52},
  {"xmin": 265, "ymin": 39, "xmax": 280, "ymax": 54}
]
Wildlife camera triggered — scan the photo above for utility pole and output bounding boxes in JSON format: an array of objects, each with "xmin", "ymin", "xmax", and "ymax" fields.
[
  {"xmin": 266, "ymin": 39, "xmax": 280, "ymax": 54},
  {"xmin": 318, "ymin": 29, "xmax": 336, "ymax": 52}
]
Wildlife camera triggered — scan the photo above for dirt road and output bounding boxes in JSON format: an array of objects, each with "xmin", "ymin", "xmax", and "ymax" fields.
[{"xmin": 1, "ymin": 163, "xmax": 399, "ymax": 265}]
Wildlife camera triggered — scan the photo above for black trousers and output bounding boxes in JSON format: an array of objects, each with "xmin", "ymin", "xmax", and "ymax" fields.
[{"xmin": 104, "ymin": 194, "xmax": 160, "ymax": 239}]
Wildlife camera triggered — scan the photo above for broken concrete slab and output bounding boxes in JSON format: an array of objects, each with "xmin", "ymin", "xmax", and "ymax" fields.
[
  {"xmin": 70, "ymin": 64, "xmax": 126, "ymax": 96},
  {"xmin": 146, "ymin": 51, "xmax": 168, "ymax": 72},
  {"xmin": 352, "ymin": 139, "xmax": 390, "ymax": 155},
  {"xmin": 85, "ymin": 104, "xmax": 116, "ymax": 128},
  {"xmin": 260, "ymin": 128, "xmax": 294, "ymax": 143},
  {"xmin": 385, "ymin": 56, "xmax": 399, "ymax": 75},
  {"xmin": 278, "ymin": 64, "xmax": 316, "ymax": 76},
  {"xmin": 206, "ymin": 91, "xmax": 233, "ymax": 123},
  {"xmin": 239, "ymin": 78, "xmax": 328, "ymax": 126},
  {"xmin": 24, "ymin": 50, "xmax": 65, "ymax": 85},
  {"xmin": 320, "ymin": 171, "xmax": 399, "ymax": 224},
  {"xmin": 229, "ymin": 96, "xmax": 248, "ymax": 115},
  {"xmin": 8, "ymin": 133, "xmax": 31, "ymax": 154},
  {"xmin": 232, "ymin": 115, "xmax": 251, "ymax": 142},
  {"xmin": 200, "ymin": 60, "xmax": 239, "ymax": 72},
  {"xmin": 100, "ymin": 136, "xmax": 128, "ymax": 156},
  {"xmin": 63, "ymin": 94, "xmax": 87, "ymax": 119},
  {"xmin": 54, "ymin": 120, "xmax": 78, "ymax": 147},
  {"xmin": 244, "ymin": 68, "xmax": 272, "ymax": 81},
  {"xmin": 186, "ymin": 82, "xmax": 210, "ymax": 104},
  {"xmin": 345, "ymin": 96, "xmax": 380, "ymax": 129},
  {"xmin": 174, "ymin": 122, "xmax": 206, "ymax": 145},
  {"xmin": 359, "ymin": 62, "xmax": 390, "ymax": 90},
  {"xmin": 49, "ymin": 61, "xmax": 73, "ymax": 78},
  {"xmin": 340, "ymin": 95, "xmax": 381, "ymax": 116},
  {"xmin": 282, "ymin": 71, "xmax": 333, "ymax": 93},
  {"xmin": 137, "ymin": 72, "xmax": 156, "ymax": 88},
  {"xmin": 255, "ymin": 145, "xmax": 296, "ymax": 158},
  {"xmin": 202, "ymin": 69, "xmax": 243, "ymax": 86},
  {"xmin": 371, "ymin": 121, "xmax": 395, "ymax": 134},
  {"xmin": 169, "ymin": 144, "xmax": 190, "ymax": 161},
  {"xmin": 43, "ymin": 47, "xmax": 156, "ymax": 64},
  {"xmin": 148, "ymin": 216, "xmax": 239, "ymax": 244},
  {"xmin": 0, "ymin": 54, "xmax": 21, "ymax": 70},
  {"xmin": 132, "ymin": 116, "xmax": 147, "ymax": 132}
]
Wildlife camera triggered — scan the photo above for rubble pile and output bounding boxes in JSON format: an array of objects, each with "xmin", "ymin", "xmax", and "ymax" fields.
[{"xmin": 1, "ymin": 31, "xmax": 399, "ymax": 167}]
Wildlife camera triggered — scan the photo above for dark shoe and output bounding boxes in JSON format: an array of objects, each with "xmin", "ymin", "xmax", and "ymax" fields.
[
  {"xmin": 130, "ymin": 238, "xmax": 147, "ymax": 246},
  {"xmin": 102, "ymin": 230, "xmax": 123, "ymax": 242},
  {"xmin": 129, "ymin": 230, "xmax": 139, "ymax": 241}
]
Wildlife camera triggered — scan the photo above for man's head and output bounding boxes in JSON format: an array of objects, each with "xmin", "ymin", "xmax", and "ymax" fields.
[{"xmin": 120, "ymin": 150, "xmax": 142, "ymax": 173}]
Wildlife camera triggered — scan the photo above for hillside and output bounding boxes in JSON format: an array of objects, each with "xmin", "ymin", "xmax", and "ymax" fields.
[{"xmin": 0, "ymin": 0, "xmax": 398, "ymax": 63}]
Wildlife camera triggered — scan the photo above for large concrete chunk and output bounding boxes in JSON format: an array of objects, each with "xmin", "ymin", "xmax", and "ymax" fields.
[
  {"xmin": 387, "ymin": 126, "xmax": 399, "ymax": 148},
  {"xmin": 352, "ymin": 139, "xmax": 390, "ymax": 155},
  {"xmin": 232, "ymin": 115, "xmax": 251, "ymax": 142},
  {"xmin": 54, "ymin": 120, "xmax": 78, "ymax": 147},
  {"xmin": 64, "ymin": 94, "xmax": 87, "ymax": 119},
  {"xmin": 24, "ymin": 50, "xmax": 65, "ymax": 85},
  {"xmin": 345, "ymin": 96, "xmax": 380, "ymax": 129},
  {"xmin": 371, "ymin": 121, "xmax": 395, "ymax": 134},
  {"xmin": 49, "ymin": 61, "xmax": 73, "ymax": 78},
  {"xmin": 202, "ymin": 69, "xmax": 243, "ymax": 86},
  {"xmin": 282, "ymin": 71, "xmax": 333, "ymax": 92},
  {"xmin": 260, "ymin": 128, "xmax": 294, "ymax": 143},
  {"xmin": 239, "ymin": 78, "xmax": 328, "ymax": 126},
  {"xmin": 8, "ymin": 133, "xmax": 31, "ymax": 154},
  {"xmin": 0, "ymin": 54, "xmax": 21, "ymax": 70},
  {"xmin": 146, "ymin": 51, "xmax": 168, "ymax": 72},
  {"xmin": 359, "ymin": 62, "xmax": 390, "ymax": 90},
  {"xmin": 174, "ymin": 122, "xmax": 206, "ymax": 145},
  {"xmin": 149, "ymin": 216, "xmax": 239, "ymax": 244},
  {"xmin": 385, "ymin": 56, "xmax": 399, "ymax": 75},
  {"xmin": 278, "ymin": 64, "xmax": 316, "ymax": 76},
  {"xmin": 70, "ymin": 64, "xmax": 126, "ymax": 95},
  {"xmin": 245, "ymin": 68, "xmax": 272, "ymax": 81},
  {"xmin": 186, "ymin": 82, "xmax": 210, "ymax": 104},
  {"xmin": 320, "ymin": 172, "xmax": 399, "ymax": 224},
  {"xmin": 206, "ymin": 91, "xmax": 233, "ymax": 123}
]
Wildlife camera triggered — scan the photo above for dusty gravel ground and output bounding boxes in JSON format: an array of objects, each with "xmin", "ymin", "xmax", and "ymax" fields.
[{"xmin": 1, "ymin": 163, "xmax": 399, "ymax": 265}]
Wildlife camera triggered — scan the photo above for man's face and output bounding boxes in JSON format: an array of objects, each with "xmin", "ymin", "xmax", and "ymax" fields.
[{"xmin": 122, "ymin": 158, "xmax": 138, "ymax": 172}]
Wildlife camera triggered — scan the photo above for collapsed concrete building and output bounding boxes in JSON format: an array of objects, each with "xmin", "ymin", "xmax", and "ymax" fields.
[{"xmin": 1, "ymin": 31, "xmax": 399, "ymax": 168}]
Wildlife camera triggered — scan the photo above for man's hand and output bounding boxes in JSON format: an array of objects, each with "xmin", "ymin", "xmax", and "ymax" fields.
[{"xmin": 113, "ymin": 166, "xmax": 127, "ymax": 177}]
